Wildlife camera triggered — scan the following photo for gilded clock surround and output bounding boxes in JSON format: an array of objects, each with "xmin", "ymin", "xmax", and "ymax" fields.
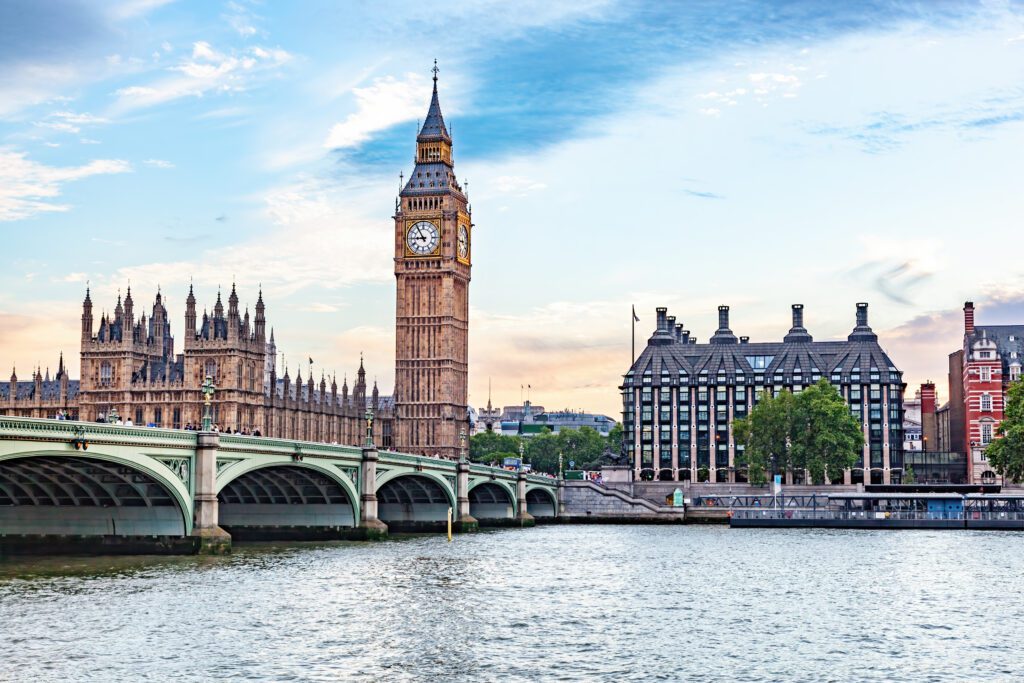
[{"xmin": 405, "ymin": 219, "xmax": 441, "ymax": 257}]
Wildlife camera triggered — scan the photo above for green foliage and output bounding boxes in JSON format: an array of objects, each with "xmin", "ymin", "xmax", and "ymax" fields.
[
  {"xmin": 790, "ymin": 379, "xmax": 864, "ymax": 484},
  {"xmin": 733, "ymin": 389, "xmax": 796, "ymax": 486},
  {"xmin": 525, "ymin": 431, "xmax": 561, "ymax": 474},
  {"xmin": 734, "ymin": 379, "xmax": 863, "ymax": 485},
  {"xmin": 903, "ymin": 465, "xmax": 916, "ymax": 485},
  {"xmin": 469, "ymin": 431, "xmax": 522, "ymax": 464},
  {"xmin": 470, "ymin": 423, "xmax": 623, "ymax": 476},
  {"xmin": 607, "ymin": 422, "xmax": 624, "ymax": 455},
  {"xmin": 985, "ymin": 380, "xmax": 1024, "ymax": 483},
  {"xmin": 697, "ymin": 465, "xmax": 710, "ymax": 483},
  {"xmin": 560, "ymin": 426, "xmax": 607, "ymax": 470}
]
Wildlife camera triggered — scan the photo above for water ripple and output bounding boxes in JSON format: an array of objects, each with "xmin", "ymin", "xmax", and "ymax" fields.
[{"xmin": 1, "ymin": 527, "xmax": 1022, "ymax": 681}]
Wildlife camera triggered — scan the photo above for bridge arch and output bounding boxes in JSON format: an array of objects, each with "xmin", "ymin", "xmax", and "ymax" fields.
[
  {"xmin": 216, "ymin": 461, "xmax": 358, "ymax": 540},
  {"xmin": 0, "ymin": 450, "xmax": 192, "ymax": 539},
  {"xmin": 375, "ymin": 472, "xmax": 455, "ymax": 531},
  {"xmin": 468, "ymin": 480, "xmax": 516, "ymax": 521},
  {"xmin": 525, "ymin": 486, "xmax": 557, "ymax": 518}
]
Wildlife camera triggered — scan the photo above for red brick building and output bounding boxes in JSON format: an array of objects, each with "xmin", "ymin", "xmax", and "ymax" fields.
[{"xmin": 946, "ymin": 302, "xmax": 1023, "ymax": 484}]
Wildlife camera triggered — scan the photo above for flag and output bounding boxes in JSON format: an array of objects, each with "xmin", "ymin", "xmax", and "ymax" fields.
[
  {"xmin": 632, "ymin": 305, "xmax": 639, "ymax": 322},
  {"xmin": 308, "ymin": 357, "xmax": 314, "ymax": 364}
]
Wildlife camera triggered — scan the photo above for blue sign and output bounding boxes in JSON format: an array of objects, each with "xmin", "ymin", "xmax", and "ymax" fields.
[{"xmin": 773, "ymin": 474, "xmax": 782, "ymax": 494}]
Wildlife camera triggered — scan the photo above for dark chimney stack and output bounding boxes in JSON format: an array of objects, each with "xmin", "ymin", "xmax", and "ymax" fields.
[
  {"xmin": 656, "ymin": 307, "xmax": 668, "ymax": 331},
  {"xmin": 681, "ymin": 329, "xmax": 690, "ymax": 344},
  {"xmin": 792, "ymin": 304, "xmax": 804, "ymax": 329},
  {"xmin": 856, "ymin": 302, "xmax": 868, "ymax": 328},
  {"xmin": 740, "ymin": 336, "xmax": 749, "ymax": 344},
  {"xmin": 847, "ymin": 302, "xmax": 877, "ymax": 342},
  {"xmin": 718, "ymin": 305, "xmax": 729, "ymax": 331}
]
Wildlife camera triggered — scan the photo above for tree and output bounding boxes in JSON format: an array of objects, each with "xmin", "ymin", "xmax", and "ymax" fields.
[
  {"xmin": 903, "ymin": 465, "xmax": 916, "ymax": 485},
  {"xmin": 733, "ymin": 389, "xmax": 797, "ymax": 486},
  {"xmin": 558, "ymin": 426, "xmax": 606, "ymax": 470},
  {"xmin": 525, "ymin": 431, "xmax": 561, "ymax": 474},
  {"xmin": 469, "ymin": 431, "xmax": 521, "ymax": 464},
  {"xmin": 606, "ymin": 423, "xmax": 624, "ymax": 456},
  {"xmin": 985, "ymin": 379, "xmax": 1024, "ymax": 483},
  {"xmin": 734, "ymin": 380, "xmax": 862, "ymax": 485},
  {"xmin": 789, "ymin": 379, "xmax": 864, "ymax": 484}
]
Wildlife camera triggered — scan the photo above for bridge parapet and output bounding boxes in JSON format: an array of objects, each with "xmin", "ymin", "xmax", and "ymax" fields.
[{"xmin": 0, "ymin": 416, "xmax": 197, "ymax": 450}]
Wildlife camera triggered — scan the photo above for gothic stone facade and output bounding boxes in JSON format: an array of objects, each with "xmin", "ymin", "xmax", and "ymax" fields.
[
  {"xmin": 3, "ymin": 285, "xmax": 392, "ymax": 448},
  {"xmin": 622, "ymin": 303, "xmax": 905, "ymax": 485},
  {"xmin": 392, "ymin": 68, "xmax": 471, "ymax": 458}
]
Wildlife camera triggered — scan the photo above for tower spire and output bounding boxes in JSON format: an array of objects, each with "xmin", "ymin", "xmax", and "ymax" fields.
[{"xmin": 417, "ymin": 61, "xmax": 449, "ymax": 142}]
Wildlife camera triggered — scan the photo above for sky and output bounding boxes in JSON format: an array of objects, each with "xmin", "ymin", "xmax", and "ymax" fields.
[{"xmin": 1, "ymin": 0, "xmax": 1023, "ymax": 418}]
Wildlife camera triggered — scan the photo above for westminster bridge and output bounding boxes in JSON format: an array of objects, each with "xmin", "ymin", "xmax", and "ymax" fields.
[{"xmin": 0, "ymin": 417, "xmax": 560, "ymax": 554}]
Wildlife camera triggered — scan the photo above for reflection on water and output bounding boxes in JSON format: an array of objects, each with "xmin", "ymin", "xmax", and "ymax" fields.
[{"xmin": 1, "ymin": 526, "xmax": 1022, "ymax": 682}]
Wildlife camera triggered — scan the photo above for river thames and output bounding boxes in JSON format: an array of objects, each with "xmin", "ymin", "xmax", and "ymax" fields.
[{"xmin": 1, "ymin": 525, "xmax": 1021, "ymax": 681}]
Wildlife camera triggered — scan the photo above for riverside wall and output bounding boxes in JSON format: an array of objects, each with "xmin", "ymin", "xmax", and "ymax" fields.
[{"xmin": 558, "ymin": 481, "xmax": 685, "ymax": 523}]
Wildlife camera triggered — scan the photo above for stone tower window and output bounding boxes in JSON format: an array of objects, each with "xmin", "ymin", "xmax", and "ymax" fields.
[{"xmin": 100, "ymin": 361, "xmax": 112, "ymax": 386}]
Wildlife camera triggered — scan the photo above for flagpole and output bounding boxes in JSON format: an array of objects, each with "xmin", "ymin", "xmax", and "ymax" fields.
[{"xmin": 631, "ymin": 306, "xmax": 636, "ymax": 366}]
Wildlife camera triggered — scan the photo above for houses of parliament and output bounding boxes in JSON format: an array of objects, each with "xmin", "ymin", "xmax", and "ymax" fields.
[
  {"xmin": 1, "ymin": 283, "xmax": 393, "ymax": 448},
  {"xmin": 0, "ymin": 65, "xmax": 472, "ymax": 457}
]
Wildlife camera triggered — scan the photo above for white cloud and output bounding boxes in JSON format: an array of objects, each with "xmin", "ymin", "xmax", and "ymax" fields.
[
  {"xmin": 301, "ymin": 303, "xmax": 341, "ymax": 313},
  {"xmin": 143, "ymin": 159, "xmax": 175, "ymax": 169},
  {"xmin": 35, "ymin": 121, "xmax": 81, "ymax": 134},
  {"xmin": 102, "ymin": 175, "xmax": 391, "ymax": 302},
  {"xmin": 113, "ymin": 41, "xmax": 292, "ymax": 111},
  {"xmin": 34, "ymin": 113, "xmax": 109, "ymax": 135},
  {"xmin": 492, "ymin": 175, "xmax": 547, "ymax": 195},
  {"xmin": 50, "ymin": 111, "xmax": 109, "ymax": 125},
  {"xmin": 224, "ymin": 0, "xmax": 261, "ymax": 37},
  {"xmin": 324, "ymin": 73, "xmax": 431, "ymax": 149},
  {"xmin": 0, "ymin": 150, "xmax": 132, "ymax": 222}
]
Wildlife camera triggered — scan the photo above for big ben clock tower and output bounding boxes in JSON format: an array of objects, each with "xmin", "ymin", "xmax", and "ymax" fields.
[{"xmin": 393, "ymin": 63, "xmax": 472, "ymax": 459}]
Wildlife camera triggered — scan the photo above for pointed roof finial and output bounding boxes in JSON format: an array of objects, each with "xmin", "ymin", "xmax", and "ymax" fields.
[{"xmin": 417, "ymin": 61, "xmax": 449, "ymax": 141}]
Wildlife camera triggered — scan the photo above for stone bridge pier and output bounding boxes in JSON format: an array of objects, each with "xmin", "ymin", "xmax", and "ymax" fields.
[
  {"xmin": 191, "ymin": 432, "xmax": 231, "ymax": 553},
  {"xmin": 354, "ymin": 446, "xmax": 388, "ymax": 540}
]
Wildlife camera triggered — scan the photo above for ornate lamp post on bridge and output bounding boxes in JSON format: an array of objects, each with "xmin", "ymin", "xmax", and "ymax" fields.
[
  {"xmin": 459, "ymin": 427, "xmax": 467, "ymax": 463},
  {"xmin": 201, "ymin": 375, "xmax": 215, "ymax": 432},
  {"xmin": 365, "ymin": 407, "xmax": 375, "ymax": 447}
]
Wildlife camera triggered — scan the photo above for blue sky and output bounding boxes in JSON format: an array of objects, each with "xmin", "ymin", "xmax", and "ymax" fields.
[{"xmin": 2, "ymin": 0, "xmax": 1023, "ymax": 417}]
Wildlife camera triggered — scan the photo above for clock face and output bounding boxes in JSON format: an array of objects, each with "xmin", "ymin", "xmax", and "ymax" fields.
[
  {"xmin": 406, "ymin": 220, "xmax": 439, "ymax": 255},
  {"xmin": 457, "ymin": 224, "xmax": 470, "ymax": 260}
]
